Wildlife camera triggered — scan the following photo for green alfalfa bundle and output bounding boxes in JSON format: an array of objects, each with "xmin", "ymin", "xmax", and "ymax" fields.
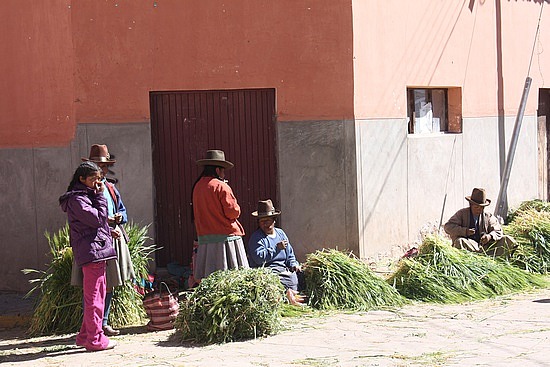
[
  {"xmin": 109, "ymin": 223, "xmax": 156, "ymax": 328},
  {"xmin": 504, "ymin": 208, "xmax": 550, "ymax": 274},
  {"xmin": 23, "ymin": 222, "xmax": 155, "ymax": 335},
  {"xmin": 388, "ymin": 235, "xmax": 547, "ymax": 303},
  {"xmin": 23, "ymin": 226, "xmax": 83, "ymax": 335},
  {"xmin": 303, "ymin": 249, "xmax": 406, "ymax": 311},
  {"xmin": 506, "ymin": 199, "xmax": 550, "ymax": 223},
  {"xmin": 175, "ymin": 267, "xmax": 284, "ymax": 344}
]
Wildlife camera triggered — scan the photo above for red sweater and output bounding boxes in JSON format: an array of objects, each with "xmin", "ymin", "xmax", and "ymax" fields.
[{"xmin": 192, "ymin": 177, "xmax": 245, "ymax": 237}]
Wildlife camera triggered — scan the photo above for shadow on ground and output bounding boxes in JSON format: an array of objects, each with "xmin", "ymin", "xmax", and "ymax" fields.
[
  {"xmin": 0, "ymin": 325, "xmax": 160, "ymax": 364},
  {"xmin": 0, "ymin": 334, "xmax": 85, "ymax": 364}
]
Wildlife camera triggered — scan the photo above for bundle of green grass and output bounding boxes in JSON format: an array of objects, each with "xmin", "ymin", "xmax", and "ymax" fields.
[
  {"xmin": 110, "ymin": 224, "xmax": 156, "ymax": 328},
  {"xmin": 506, "ymin": 199, "xmax": 550, "ymax": 223},
  {"xmin": 504, "ymin": 200, "xmax": 550, "ymax": 274},
  {"xmin": 303, "ymin": 249, "xmax": 405, "ymax": 311},
  {"xmin": 23, "ymin": 223, "xmax": 155, "ymax": 335},
  {"xmin": 388, "ymin": 235, "xmax": 547, "ymax": 303},
  {"xmin": 175, "ymin": 267, "xmax": 284, "ymax": 344}
]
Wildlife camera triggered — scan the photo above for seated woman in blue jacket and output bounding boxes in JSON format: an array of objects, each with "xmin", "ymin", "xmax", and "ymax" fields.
[{"xmin": 247, "ymin": 199, "xmax": 305, "ymax": 305}]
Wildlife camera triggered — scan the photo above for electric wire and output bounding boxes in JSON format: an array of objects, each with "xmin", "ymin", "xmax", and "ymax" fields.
[
  {"xmin": 527, "ymin": 2, "xmax": 545, "ymax": 78},
  {"xmin": 438, "ymin": 135, "xmax": 457, "ymax": 232}
]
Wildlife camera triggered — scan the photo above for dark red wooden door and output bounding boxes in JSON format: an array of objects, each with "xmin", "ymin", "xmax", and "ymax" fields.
[{"xmin": 150, "ymin": 89, "xmax": 277, "ymax": 267}]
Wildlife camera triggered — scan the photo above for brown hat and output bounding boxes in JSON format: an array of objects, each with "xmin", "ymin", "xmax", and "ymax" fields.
[
  {"xmin": 196, "ymin": 149, "xmax": 234, "ymax": 169},
  {"xmin": 466, "ymin": 188, "xmax": 491, "ymax": 206},
  {"xmin": 252, "ymin": 199, "xmax": 281, "ymax": 218},
  {"xmin": 82, "ymin": 144, "xmax": 116, "ymax": 163}
]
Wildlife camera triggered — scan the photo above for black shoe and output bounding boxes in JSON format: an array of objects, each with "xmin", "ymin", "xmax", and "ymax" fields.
[{"xmin": 103, "ymin": 325, "xmax": 120, "ymax": 336}]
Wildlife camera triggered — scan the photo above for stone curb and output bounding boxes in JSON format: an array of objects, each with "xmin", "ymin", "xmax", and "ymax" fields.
[
  {"xmin": 0, "ymin": 313, "xmax": 31, "ymax": 329},
  {"xmin": 0, "ymin": 292, "xmax": 35, "ymax": 330}
]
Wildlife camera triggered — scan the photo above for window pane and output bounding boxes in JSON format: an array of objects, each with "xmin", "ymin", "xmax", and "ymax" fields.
[
  {"xmin": 413, "ymin": 89, "xmax": 433, "ymax": 134},
  {"xmin": 407, "ymin": 87, "xmax": 455, "ymax": 134},
  {"xmin": 431, "ymin": 89, "xmax": 447, "ymax": 132}
]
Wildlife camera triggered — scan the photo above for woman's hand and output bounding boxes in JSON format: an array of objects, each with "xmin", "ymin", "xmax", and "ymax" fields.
[
  {"xmin": 276, "ymin": 240, "xmax": 288, "ymax": 251},
  {"xmin": 109, "ymin": 213, "xmax": 123, "ymax": 225},
  {"xmin": 94, "ymin": 181, "xmax": 104, "ymax": 194},
  {"xmin": 290, "ymin": 264, "xmax": 302, "ymax": 272},
  {"xmin": 111, "ymin": 228, "xmax": 121, "ymax": 239}
]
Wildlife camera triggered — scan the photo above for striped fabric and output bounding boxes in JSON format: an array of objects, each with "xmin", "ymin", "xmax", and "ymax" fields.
[{"xmin": 143, "ymin": 283, "xmax": 179, "ymax": 331}]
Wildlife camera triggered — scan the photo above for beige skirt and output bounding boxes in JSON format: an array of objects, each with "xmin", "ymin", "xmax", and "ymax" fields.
[{"xmin": 71, "ymin": 225, "xmax": 136, "ymax": 289}]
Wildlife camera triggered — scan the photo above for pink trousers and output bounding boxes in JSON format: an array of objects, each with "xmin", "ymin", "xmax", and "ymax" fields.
[{"xmin": 76, "ymin": 261, "xmax": 110, "ymax": 351}]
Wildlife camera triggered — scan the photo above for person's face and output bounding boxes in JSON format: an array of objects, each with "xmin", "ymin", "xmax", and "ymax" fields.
[
  {"xmin": 470, "ymin": 203, "xmax": 484, "ymax": 216},
  {"xmin": 216, "ymin": 167, "xmax": 226, "ymax": 179},
  {"xmin": 259, "ymin": 216, "xmax": 276, "ymax": 235},
  {"xmin": 97, "ymin": 162, "xmax": 112, "ymax": 177},
  {"xmin": 79, "ymin": 171, "xmax": 102, "ymax": 189}
]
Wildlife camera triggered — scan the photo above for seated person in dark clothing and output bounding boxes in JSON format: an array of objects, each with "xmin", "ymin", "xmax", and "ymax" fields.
[
  {"xmin": 444, "ymin": 187, "xmax": 517, "ymax": 257},
  {"xmin": 247, "ymin": 199, "xmax": 305, "ymax": 305}
]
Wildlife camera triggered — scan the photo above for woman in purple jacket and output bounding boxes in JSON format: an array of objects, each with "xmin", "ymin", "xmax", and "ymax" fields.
[{"xmin": 59, "ymin": 162, "xmax": 117, "ymax": 351}]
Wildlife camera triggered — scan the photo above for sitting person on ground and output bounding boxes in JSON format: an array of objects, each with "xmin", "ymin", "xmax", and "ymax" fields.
[
  {"xmin": 247, "ymin": 199, "xmax": 305, "ymax": 305},
  {"xmin": 444, "ymin": 187, "xmax": 517, "ymax": 257}
]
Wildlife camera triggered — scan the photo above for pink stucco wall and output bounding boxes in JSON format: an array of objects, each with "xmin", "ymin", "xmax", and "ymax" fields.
[
  {"xmin": 0, "ymin": 0, "xmax": 354, "ymax": 148},
  {"xmin": 0, "ymin": 0, "xmax": 75, "ymax": 147},
  {"xmin": 353, "ymin": 0, "xmax": 550, "ymax": 119},
  {"xmin": 72, "ymin": 0, "xmax": 354, "ymax": 126},
  {"xmin": 4, "ymin": 1, "xmax": 547, "ymax": 147}
]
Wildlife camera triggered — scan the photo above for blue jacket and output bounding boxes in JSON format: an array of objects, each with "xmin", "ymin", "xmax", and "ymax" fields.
[
  {"xmin": 104, "ymin": 180, "xmax": 128, "ymax": 224},
  {"xmin": 59, "ymin": 182, "xmax": 117, "ymax": 266},
  {"xmin": 248, "ymin": 227, "xmax": 299, "ymax": 269}
]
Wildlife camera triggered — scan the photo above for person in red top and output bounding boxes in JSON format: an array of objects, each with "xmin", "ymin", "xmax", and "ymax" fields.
[{"xmin": 192, "ymin": 150, "xmax": 249, "ymax": 279}]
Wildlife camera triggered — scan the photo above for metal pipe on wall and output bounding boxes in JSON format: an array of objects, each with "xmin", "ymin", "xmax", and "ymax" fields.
[{"xmin": 494, "ymin": 77, "xmax": 532, "ymax": 220}]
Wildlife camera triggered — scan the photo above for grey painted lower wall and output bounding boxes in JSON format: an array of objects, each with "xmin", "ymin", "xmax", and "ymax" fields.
[
  {"xmin": 0, "ymin": 122, "xmax": 154, "ymax": 292},
  {"xmin": 0, "ymin": 115, "xmax": 541, "ymax": 291},
  {"xmin": 355, "ymin": 118, "xmax": 409, "ymax": 256},
  {"xmin": 277, "ymin": 120, "xmax": 359, "ymax": 263},
  {"xmin": 356, "ymin": 115, "xmax": 540, "ymax": 257}
]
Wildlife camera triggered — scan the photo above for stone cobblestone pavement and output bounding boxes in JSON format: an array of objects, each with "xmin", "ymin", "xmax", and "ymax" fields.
[{"xmin": 1, "ymin": 288, "xmax": 550, "ymax": 367}]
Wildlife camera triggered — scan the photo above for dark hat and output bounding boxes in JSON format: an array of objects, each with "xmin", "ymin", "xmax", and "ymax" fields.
[
  {"xmin": 466, "ymin": 188, "xmax": 491, "ymax": 207},
  {"xmin": 196, "ymin": 149, "xmax": 234, "ymax": 169},
  {"xmin": 251, "ymin": 199, "xmax": 281, "ymax": 218},
  {"xmin": 82, "ymin": 144, "xmax": 116, "ymax": 163}
]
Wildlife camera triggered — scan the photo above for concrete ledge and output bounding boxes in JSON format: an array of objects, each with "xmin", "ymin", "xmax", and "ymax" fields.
[
  {"xmin": 0, "ymin": 314, "xmax": 31, "ymax": 329},
  {"xmin": 0, "ymin": 292, "xmax": 34, "ymax": 330}
]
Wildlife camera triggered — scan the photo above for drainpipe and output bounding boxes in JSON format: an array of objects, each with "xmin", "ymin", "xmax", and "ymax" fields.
[{"xmin": 494, "ymin": 77, "xmax": 532, "ymax": 220}]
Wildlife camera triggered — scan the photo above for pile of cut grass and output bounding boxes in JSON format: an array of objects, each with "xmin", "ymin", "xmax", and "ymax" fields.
[
  {"xmin": 303, "ymin": 249, "xmax": 406, "ymax": 311},
  {"xmin": 23, "ymin": 226, "xmax": 83, "ymax": 335},
  {"xmin": 388, "ymin": 235, "xmax": 547, "ymax": 303},
  {"xmin": 504, "ymin": 208, "xmax": 550, "ymax": 274},
  {"xmin": 175, "ymin": 267, "xmax": 284, "ymax": 344},
  {"xmin": 506, "ymin": 199, "xmax": 550, "ymax": 223},
  {"xmin": 108, "ymin": 224, "xmax": 155, "ymax": 328},
  {"xmin": 23, "ymin": 222, "xmax": 155, "ymax": 335}
]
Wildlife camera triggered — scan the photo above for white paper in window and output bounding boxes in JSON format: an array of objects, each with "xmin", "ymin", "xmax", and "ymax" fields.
[
  {"xmin": 432, "ymin": 117, "xmax": 440, "ymax": 132},
  {"xmin": 414, "ymin": 102, "xmax": 433, "ymax": 134}
]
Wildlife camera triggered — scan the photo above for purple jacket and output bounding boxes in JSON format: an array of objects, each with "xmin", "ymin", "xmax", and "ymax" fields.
[{"xmin": 59, "ymin": 182, "xmax": 117, "ymax": 267}]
